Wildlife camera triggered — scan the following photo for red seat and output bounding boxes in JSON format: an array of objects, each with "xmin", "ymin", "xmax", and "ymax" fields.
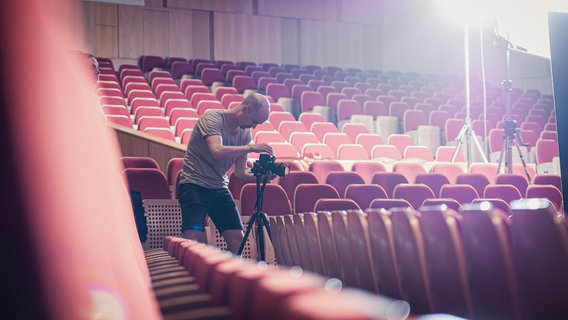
[
  {"xmin": 123, "ymin": 168, "xmax": 172, "ymax": 199},
  {"xmin": 294, "ymin": 184, "xmax": 340, "ymax": 214}
]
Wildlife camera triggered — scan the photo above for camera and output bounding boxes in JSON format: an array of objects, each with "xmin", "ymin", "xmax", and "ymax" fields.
[{"xmin": 251, "ymin": 153, "xmax": 290, "ymax": 177}]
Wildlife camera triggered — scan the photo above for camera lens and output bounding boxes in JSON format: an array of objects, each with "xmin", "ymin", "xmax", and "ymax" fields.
[{"xmin": 270, "ymin": 162, "xmax": 290, "ymax": 177}]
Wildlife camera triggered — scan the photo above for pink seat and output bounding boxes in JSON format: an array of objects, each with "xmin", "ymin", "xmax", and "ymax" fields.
[
  {"xmin": 460, "ymin": 202, "xmax": 523, "ymax": 319},
  {"xmin": 123, "ymin": 168, "xmax": 172, "ymax": 199},
  {"xmin": 254, "ymin": 131, "xmax": 286, "ymax": 144},
  {"xmin": 371, "ymin": 144, "xmax": 402, "ymax": 162},
  {"xmin": 510, "ymin": 199, "xmax": 568, "ymax": 319},
  {"xmin": 269, "ymin": 142, "xmax": 300, "ymax": 159},
  {"xmin": 310, "ymin": 121, "xmax": 339, "ymax": 141},
  {"xmin": 387, "ymin": 134, "xmax": 414, "ymax": 156},
  {"xmin": 302, "ymin": 143, "xmax": 335, "ymax": 160},
  {"xmin": 294, "ymin": 184, "xmax": 340, "ymax": 214},
  {"xmin": 455, "ymin": 173, "xmax": 491, "ymax": 199},
  {"xmin": 370, "ymin": 172, "xmax": 409, "ymax": 198},
  {"xmin": 143, "ymin": 127, "xmax": 176, "ymax": 141},
  {"xmin": 308, "ymin": 160, "xmax": 345, "ymax": 183},
  {"xmin": 197, "ymin": 100, "xmax": 224, "ymax": 115},
  {"xmin": 404, "ymin": 145, "xmax": 434, "ymax": 161},
  {"xmin": 232, "ymin": 75, "xmax": 256, "ymax": 93},
  {"xmin": 471, "ymin": 198, "xmax": 513, "ymax": 215},
  {"xmin": 483, "ymin": 184, "xmax": 522, "ymax": 204},
  {"xmin": 121, "ymin": 156, "xmax": 160, "ymax": 170},
  {"xmin": 392, "ymin": 162, "xmax": 427, "ymax": 184},
  {"xmin": 239, "ymin": 183, "xmax": 292, "ymax": 216},
  {"xmin": 536, "ymin": 139, "xmax": 559, "ymax": 165},
  {"xmin": 325, "ymin": 171, "xmax": 365, "ymax": 197},
  {"xmin": 337, "ymin": 99, "xmax": 362, "ymax": 122},
  {"xmin": 289, "ymin": 132, "xmax": 319, "ymax": 153},
  {"xmin": 137, "ymin": 116, "xmax": 170, "ymax": 131},
  {"xmin": 526, "ymin": 185, "xmax": 564, "ymax": 212},
  {"xmin": 344, "ymin": 184, "xmax": 387, "ymax": 210},
  {"xmin": 495, "ymin": 173, "xmax": 529, "ymax": 196},
  {"xmin": 533, "ymin": 174, "xmax": 562, "ymax": 191},
  {"xmin": 106, "ymin": 114, "xmax": 133, "ymax": 128},
  {"xmin": 431, "ymin": 163, "xmax": 465, "ymax": 184},
  {"xmin": 351, "ymin": 161, "xmax": 387, "ymax": 184},
  {"xmin": 278, "ymin": 120, "xmax": 308, "ymax": 141},
  {"xmin": 355, "ymin": 133, "xmax": 384, "ymax": 156},
  {"xmin": 323, "ymin": 132, "xmax": 353, "ymax": 157},
  {"xmin": 363, "ymin": 100, "xmax": 388, "ymax": 118},
  {"xmin": 392, "ymin": 183, "xmax": 435, "ymax": 210},
  {"xmin": 435, "ymin": 145, "xmax": 465, "ymax": 162},
  {"xmin": 314, "ymin": 198, "xmax": 361, "ymax": 212},
  {"xmin": 342, "ymin": 123, "xmax": 368, "ymax": 142},
  {"xmin": 369, "ymin": 198, "xmax": 413, "ymax": 210},
  {"xmin": 414, "ymin": 173, "xmax": 450, "ymax": 197},
  {"xmin": 469, "ymin": 163, "xmax": 499, "ymax": 184},
  {"xmin": 298, "ymin": 113, "xmax": 325, "ymax": 132},
  {"xmin": 299, "ymin": 91, "xmax": 325, "ymax": 113},
  {"xmin": 336, "ymin": 144, "xmax": 370, "ymax": 160},
  {"xmin": 169, "ymin": 108, "xmax": 198, "ymax": 126},
  {"xmin": 265, "ymin": 83, "xmax": 290, "ymax": 102},
  {"xmin": 268, "ymin": 111, "xmax": 295, "ymax": 130},
  {"xmin": 422, "ymin": 198, "xmax": 462, "ymax": 211},
  {"xmin": 277, "ymin": 171, "xmax": 319, "ymax": 202},
  {"xmin": 201, "ymin": 67, "xmax": 225, "ymax": 86},
  {"xmin": 440, "ymin": 184, "xmax": 479, "ymax": 205}
]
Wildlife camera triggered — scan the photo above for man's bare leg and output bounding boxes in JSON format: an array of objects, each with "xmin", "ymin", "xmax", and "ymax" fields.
[{"xmin": 222, "ymin": 229, "xmax": 245, "ymax": 255}]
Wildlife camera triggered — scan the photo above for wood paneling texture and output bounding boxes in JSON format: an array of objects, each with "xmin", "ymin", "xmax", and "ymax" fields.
[
  {"xmin": 300, "ymin": 20, "xmax": 365, "ymax": 69},
  {"xmin": 167, "ymin": 0, "xmax": 252, "ymax": 14},
  {"xmin": 113, "ymin": 125, "xmax": 185, "ymax": 175},
  {"xmin": 258, "ymin": 0, "xmax": 336, "ymax": 21},
  {"xmin": 143, "ymin": 9, "xmax": 168, "ymax": 56},
  {"xmin": 168, "ymin": 9, "xmax": 194, "ymax": 59},
  {"xmin": 213, "ymin": 12, "xmax": 282, "ymax": 64},
  {"xmin": 118, "ymin": 5, "xmax": 144, "ymax": 58}
]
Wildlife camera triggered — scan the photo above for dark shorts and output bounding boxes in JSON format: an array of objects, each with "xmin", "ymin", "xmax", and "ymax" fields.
[{"xmin": 178, "ymin": 183, "xmax": 243, "ymax": 234}]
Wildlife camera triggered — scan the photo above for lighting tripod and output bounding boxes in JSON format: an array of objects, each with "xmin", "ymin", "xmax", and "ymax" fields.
[
  {"xmin": 237, "ymin": 173, "xmax": 272, "ymax": 262},
  {"xmin": 451, "ymin": 25, "xmax": 488, "ymax": 169},
  {"xmin": 494, "ymin": 35, "xmax": 532, "ymax": 182}
]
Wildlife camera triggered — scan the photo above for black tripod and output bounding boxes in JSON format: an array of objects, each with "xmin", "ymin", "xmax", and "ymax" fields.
[
  {"xmin": 237, "ymin": 173, "xmax": 272, "ymax": 262},
  {"xmin": 494, "ymin": 35, "xmax": 532, "ymax": 182}
]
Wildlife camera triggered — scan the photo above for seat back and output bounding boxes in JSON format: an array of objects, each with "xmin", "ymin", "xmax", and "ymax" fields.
[
  {"xmin": 123, "ymin": 168, "xmax": 172, "ymax": 199},
  {"xmin": 371, "ymin": 172, "xmax": 409, "ymax": 198},
  {"xmin": 294, "ymin": 184, "xmax": 340, "ymax": 214},
  {"xmin": 392, "ymin": 183, "xmax": 435, "ymax": 210},
  {"xmin": 350, "ymin": 161, "xmax": 387, "ymax": 184},
  {"xmin": 239, "ymin": 184, "xmax": 292, "ymax": 216},
  {"xmin": 316, "ymin": 211, "xmax": 341, "ymax": 278},
  {"xmin": 345, "ymin": 184, "xmax": 388, "ymax": 210},
  {"xmin": 439, "ymin": 184, "xmax": 479, "ymax": 205},
  {"xmin": 414, "ymin": 173, "xmax": 450, "ymax": 197}
]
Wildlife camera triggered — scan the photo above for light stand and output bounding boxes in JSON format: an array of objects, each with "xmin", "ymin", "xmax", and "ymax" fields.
[
  {"xmin": 451, "ymin": 25, "xmax": 488, "ymax": 169},
  {"xmin": 494, "ymin": 36, "xmax": 532, "ymax": 182},
  {"xmin": 237, "ymin": 173, "xmax": 272, "ymax": 262}
]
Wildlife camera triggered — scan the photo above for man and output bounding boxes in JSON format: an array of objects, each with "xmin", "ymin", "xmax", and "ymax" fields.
[{"xmin": 178, "ymin": 92, "xmax": 273, "ymax": 254}]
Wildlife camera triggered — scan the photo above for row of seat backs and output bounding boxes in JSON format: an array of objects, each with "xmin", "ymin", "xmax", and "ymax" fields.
[{"xmin": 269, "ymin": 199, "xmax": 568, "ymax": 319}]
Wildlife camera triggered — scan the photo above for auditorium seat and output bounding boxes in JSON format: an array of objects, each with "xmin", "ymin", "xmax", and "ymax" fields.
[
  {"xmin": 392, "ymin": 162, "xmax": 427, "ymax": 184},
  {"xmin": 351, "ymin": 161, "xmax": 387, "ymax": 184},
  {"xmin": 342, "ymin": 123, "xmax": 368, "ymax": 142},
  {"xmin": 355, "ymin": 133, "xmax": 384, "ymax": 156},
  {"xmin": 435, "ymin": 145, "xmax": 465, "ymax": 162},
  {"xmin": 294, "ymin": 183, "xmax": 340, "ymax": 214},
  {"xmin": 316, "ymin": 211, "xmax": 341, "ymax": 278},
  {"xmin": 525, "ymin": 185, "xmax": 563, "ymax": 212},
  {"xmin": 371, "ymin": 144, "xmax": 402, "ymax": 162},
  {"xmin": 471, "ymin": 198, "xmax": 513, "ymax": 215},
  {"xmin": 315, "ymin": 199, "xmax": 361, "ymax": 212},
  {"xmin": 389, "ymin": 207, "xmax": 435, "ymax": 314},
  {"xmin": 495, "ymin": 173, "xmax": 529, "ymax": 196},
  {"xmin": 469, "ymin": 163, "xmax": 499, "ymax": 184},
  {"xmin": 533, "ymin": 173, "xmax": 562, "ymax": 191},
  {"xmin": 484, "ymin": 184, "xmax": 522, "ymax": 204},
  {"xmin": 371, "ymin": 172, "xmax": 408, "ymax": 198},
  {"xmin": 123, "ymin": 168, "xmax": 172, "ymax": 199},
  {"xmin": 419, "ymin": 205, "xmax": 474, "ymax": 318},
  {"xmin": 278, "ymin": 120, "xmax": 308, "ymax": 141},
  {"xmin": 255, "ymin": 131, "xmax": 286, "ymax": 144},
  {"xmin": 268, "ymin": 111, "xmax": 295, "ymax": 131},
  {"xmin": 310, "ymin": 121, "xmax": 339, "ymax": 142},
  {"xmin": 414, "ymin": 172, "xmax": 450, "ymax": 197},
  {"xmin": 421, "ymin": 198, "xmax": 461, "ymax": 211},
  {"xmin": 302, "ymin": 143, "xmax": 335, "ymax": 160},
  {"xmin": 325, "ymin": 171, "xmax": 365, "ymax": 197},
  {"xmin": 278, "ymin": 171, "xmax": 319, "ymax": 203},
  {"xmin": 387, "ymin": 134, "xmax": 415, "ymax": 156},
  {"xmin": 289, "ymin": 132, "xmax": 319, "ymax": 153},
  {"xmin": 308, "ymin": 160, "xmax": 345, "ymax": 183},
  {"xmin": 461, "ymin": 200, "xmax": 523, "ymax": 319},
  {"xmin": 393, "ymin": 183, "xmax": 435, "ymax": 210},
  {"xmin": 121, "ymin": 156, "xmax": 161, "ymax": 170},
  {"xmin": 298, "ymin": 112, "xmax": 325, "ymax": 132},
  {"xmin": 439, "ymin": 184, "xmax": 479, "ymax": 205},
  {"xmin": 105, "ymin": 114, "xmax": 133, "ymax": 128},
  {"xmin": 239, "ymin": 183, "xmax": 292, "ymax": 216},
  {"xmin": 510, "ymin": 199, "xmax": 568, "ymax": 319},
  {"xmin": 232, "ymin": 75, "xmax": 256, "ymax": 94},
  {"xmin": 268, "ymin": 142, "xmax": 300, "ymax": 160},
  {"xmin": 404, "ymin": 145, "xmax": 434, "ymax": 161},
  {"xmin": 169, "ymin": 108, "xmax": 198, "ymax": 126}
]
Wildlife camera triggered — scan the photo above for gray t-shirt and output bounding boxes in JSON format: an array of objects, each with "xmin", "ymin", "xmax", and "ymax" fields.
[{"xmin": 180, "ymin": 109, "xmax": 252, "ymax": 189}]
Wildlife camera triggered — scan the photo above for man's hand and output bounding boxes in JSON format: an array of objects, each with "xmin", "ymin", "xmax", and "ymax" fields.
[{"xmin": 249, "ymin": 143, "xmax": 274, "ymax": 155}]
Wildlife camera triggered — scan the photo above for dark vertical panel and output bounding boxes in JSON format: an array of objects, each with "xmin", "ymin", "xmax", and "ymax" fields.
[
  {"xmin": 280, "ymin": 18, "xmax": 299, "ymax": 65},
  {"xmin": 548, "ymin": 11, "xmax": 568, "ymax": 213},
  {"xmin": 191, "ymin": 10, "xmax": 211, "ymax": 59}
]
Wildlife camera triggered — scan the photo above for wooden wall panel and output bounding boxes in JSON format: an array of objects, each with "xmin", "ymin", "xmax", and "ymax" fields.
[
  {"xmin": 258, "ymin": 0, "xmax": 336, "ymax": 21},
  {"xmin": 213, "ymin": 12, "xmax": 281, "ymax": 64},
  {"xmin": 191, "ymin": 10, "xmax": 212, "ymax": 60},
  {"xmin": 280, "ymin": 18, "xmax": 300, "ymax": 65},
  {"xmin": 167, "ymin": 9, "xmax": 194, "ymax": 59},
  {"xmin": 118, "ymin": 5, "xmax": 144, "ymax": 58},
  {"xmin": 167, "ymin": 0, "xmax": 252, "ymax": 14},
  {"xmin": 300, "ymin": 20, "xmax": 365, "ymax": 69},
  {"xmin": 143, "ymin": 9, "xmax": 169, "ymax": 56},
  {"xmin": 339, "ymin": 0, "xmax": 412, "ymax": 26}
]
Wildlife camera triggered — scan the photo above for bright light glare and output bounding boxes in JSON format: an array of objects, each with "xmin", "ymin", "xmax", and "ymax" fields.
[{"xmin": 437, "ymin": 0, "xmax": 496, "ymax": 25}]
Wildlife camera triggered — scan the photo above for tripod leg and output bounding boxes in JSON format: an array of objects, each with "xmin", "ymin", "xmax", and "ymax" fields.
[
  {"xmin": 451, "ymin": 125, "xmax": 467, "ymax": 163},
  {"xmin": 497, "ymin": 136, "xmax": 508, "ymax": 175},
  {"xmin": 513, "ymin": 137, "xmax": 532, "ymax": 183},
  {"xmin": 238, "ymin": 214, "xmax": 256, "ymax": 256},
  {"xmin": 470, "ymin": 130, "xmax": 489, "ymax": 163},
  {"xmin": 257, "ymin": 218, "xmax": 265, "ymax": 262}
]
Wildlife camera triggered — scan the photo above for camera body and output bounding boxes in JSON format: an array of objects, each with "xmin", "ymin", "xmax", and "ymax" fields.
[{"xmin": 251, "ymin": 153, "xmax": 289, "ymax": 177}]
